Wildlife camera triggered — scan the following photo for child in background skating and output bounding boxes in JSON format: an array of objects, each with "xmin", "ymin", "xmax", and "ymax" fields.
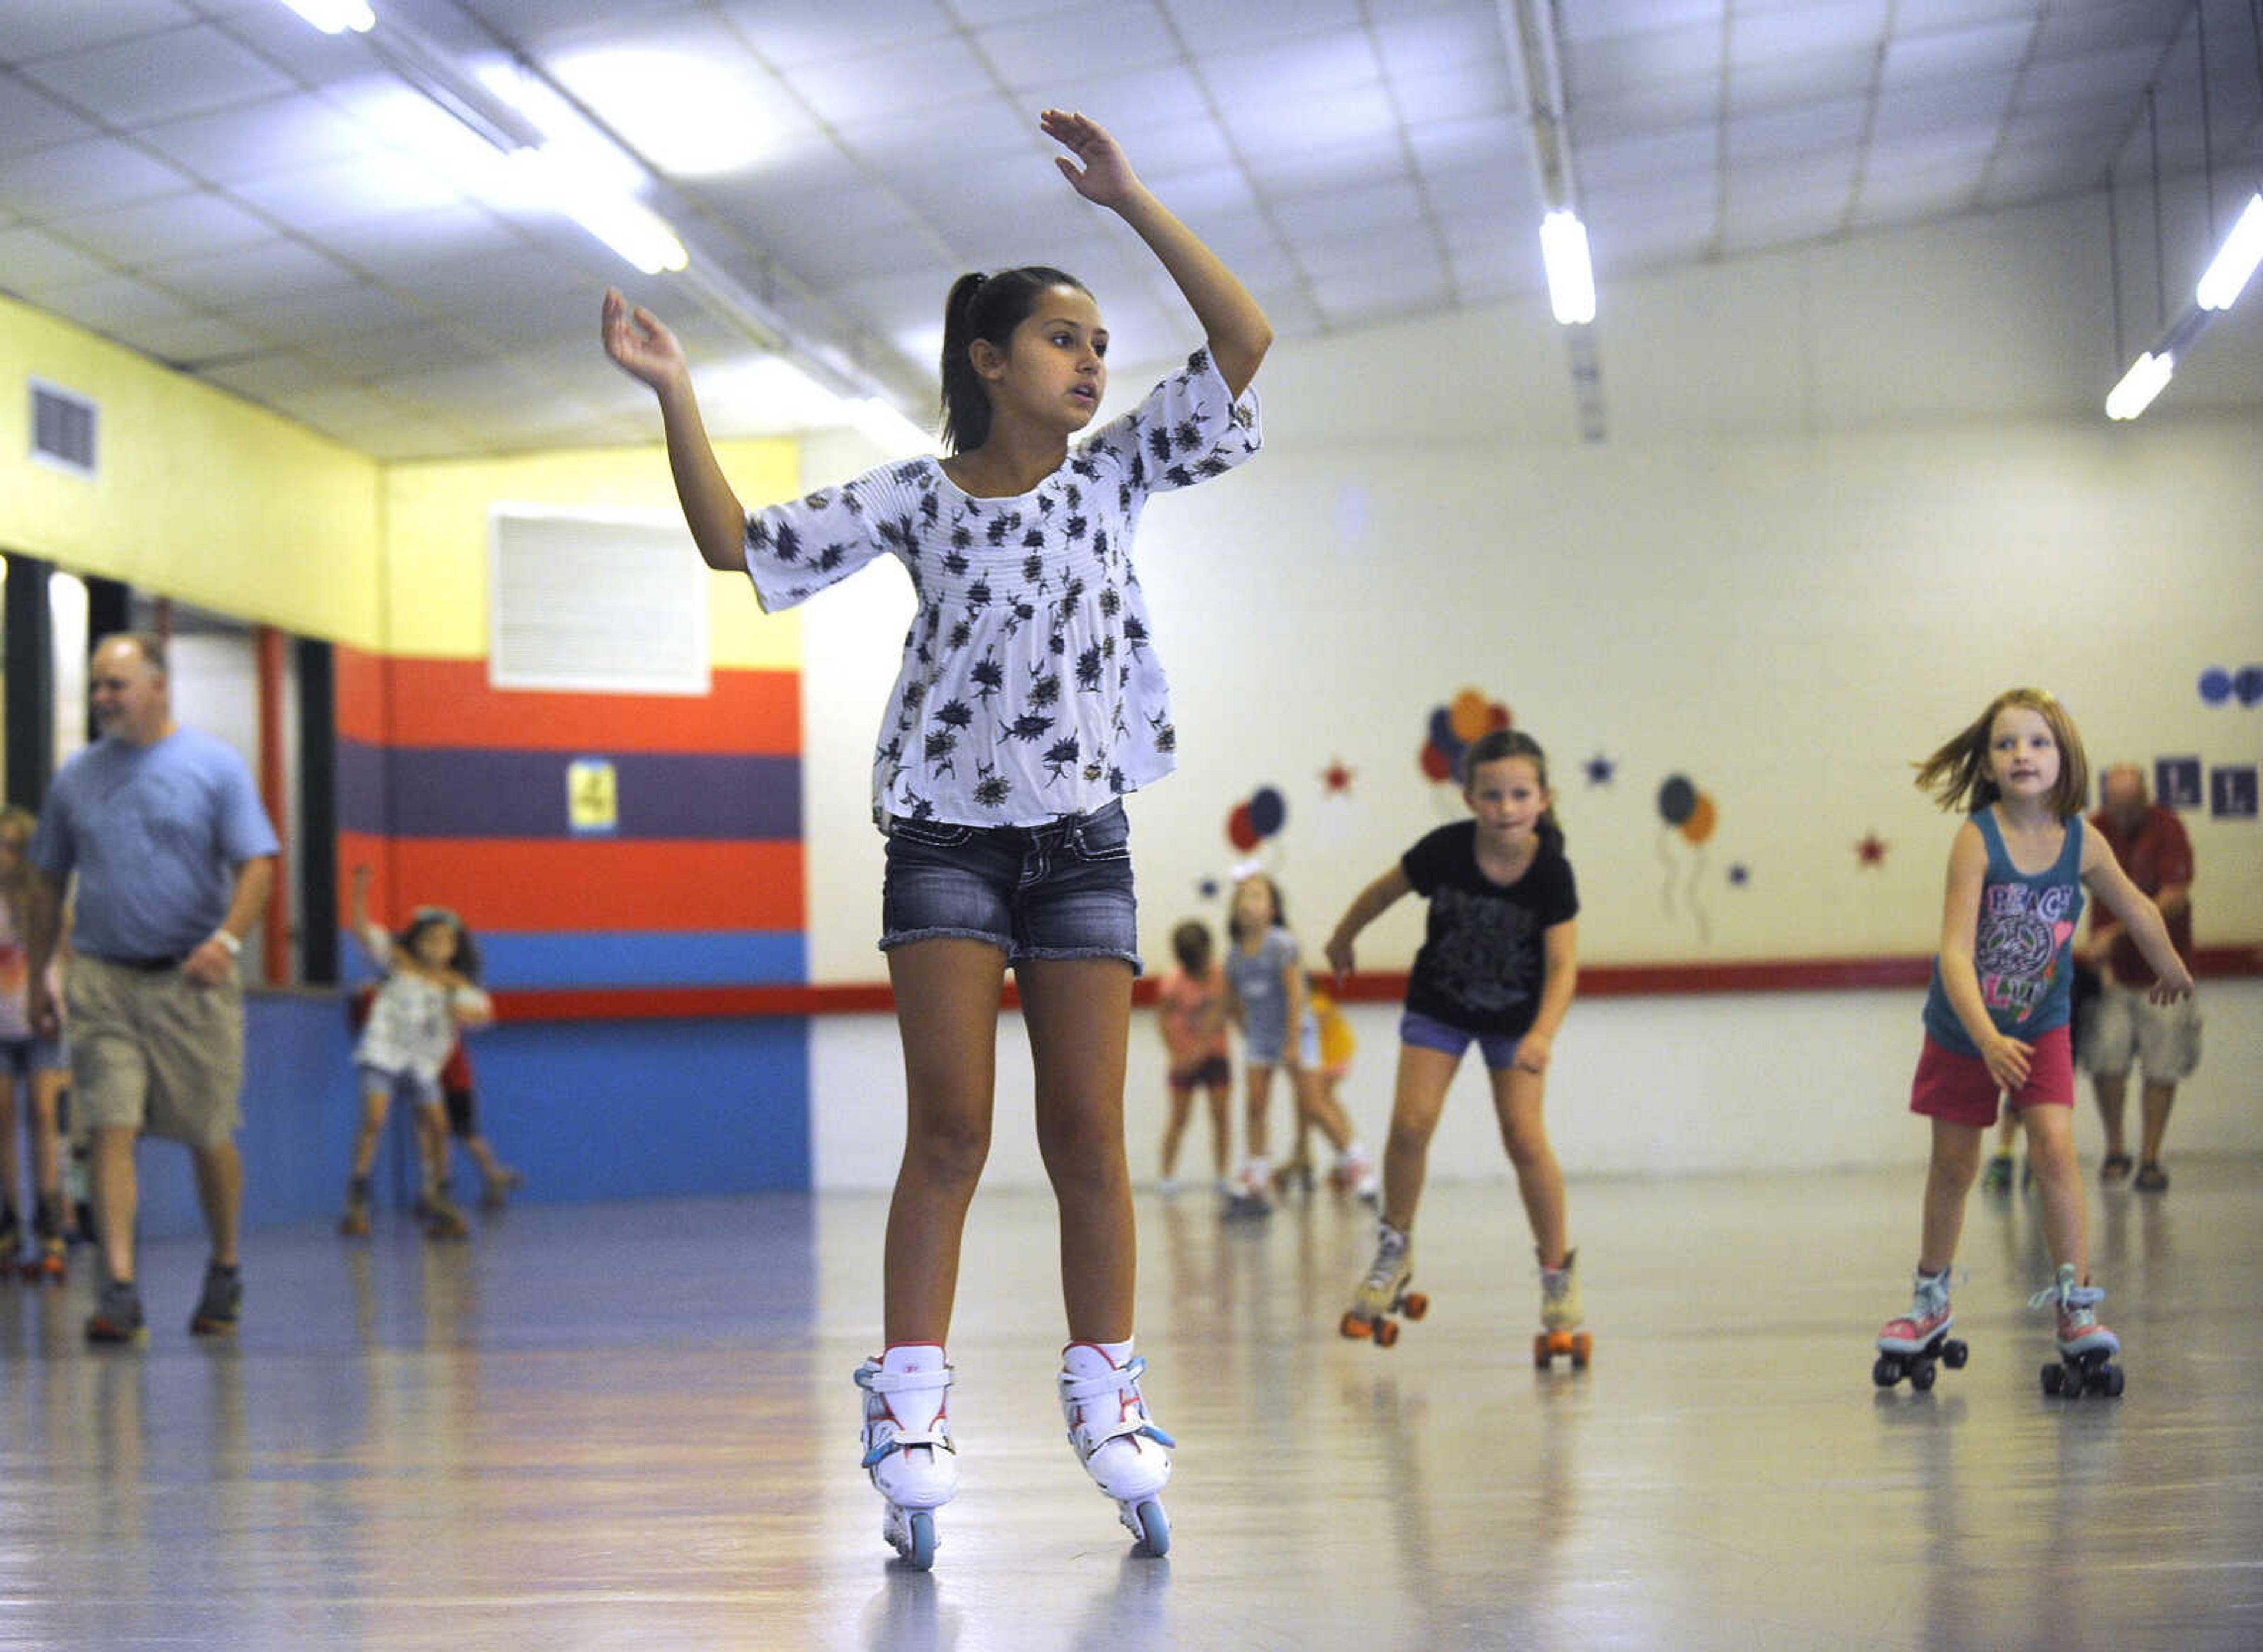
[
  {"xmin": 339, "ymin": 870, "xmax": 495, "ymax": 1239},
  {"xmin": 605, "ymin": 107, "xmax": 1268, "ymax": 1565},
  {"xmin": 1271, "ymin": 976, "xmax": 1375, "ymax": 1203},
  {"xmin": 1154, "ymin": 919, "xmax": 1232, "ymax": 1198},
  {"xmin": 1325, "ymin": 730, "xmax": 1582, "ymax": 1354},
  {"xmin": 437, "ymin": 1037, "xmax": 523, "ymax": 1211},
  {"xmin": 0, "ymin": 806, "xmax": 70, "ymax": 1278},
  {"xmin": 1222, "ymin": 875, "xmax": 1374, "ymax": 1216},
  {"xmin": 1878, "ymin": 689, "xmax": 2192, "ymax": 1391}
]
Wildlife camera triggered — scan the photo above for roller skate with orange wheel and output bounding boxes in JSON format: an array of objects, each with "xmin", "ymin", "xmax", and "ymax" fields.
[
  {"xmin": 1533, "ymin": 1248, "xmax": 1592, "ymax": 1369},
  {"xmin": 1340, "ymin": 1221, "xmax": 1427, "ymax": 1347},
  {"xmin": 856, "ymin": 1345, "xmax": 957, "ymax": 1569},
  {"xmin": 1058, "ymin": 1341, "xmax": 1173, "ymax": 1555},
  {"xmin": 338, "ymin": 1176, "xmax": 372, "ymax": 1238},
  {"xmin": 2033, "ymin": 1264, "xmax": 2123, "ymax": 1399},
  {"xmin": 422, "ymin": 1193, "xmax": 470, "ymax": 1240},
  {"xmin": 24, "ymin": 1198, "xmax": 67, "ymax": 1282},
  {"xmin": 1872, "ymin": 1267, "xmax": 1965, "ymax": 1392}
]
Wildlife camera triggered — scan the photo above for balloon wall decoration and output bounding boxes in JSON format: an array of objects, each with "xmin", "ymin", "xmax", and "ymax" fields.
[
  {"xmin": 1655, "ymin": 771, "xmax": 1722, "ymax": 942},
  {"xmin": 1418, "ymin": 688, "xmax": 1512, "ymax": 786}
]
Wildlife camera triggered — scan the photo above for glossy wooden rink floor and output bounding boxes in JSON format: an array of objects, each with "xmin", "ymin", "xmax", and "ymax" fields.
[{"xmin": 3, "ymin": 1162, "xmax": 2259, "ymax": 1651}]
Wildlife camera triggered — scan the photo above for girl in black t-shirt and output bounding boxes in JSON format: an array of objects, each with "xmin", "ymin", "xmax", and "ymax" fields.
[{"xmin": 1325, "ymin": 730, "xmax": 1587, "ymax": 1361}]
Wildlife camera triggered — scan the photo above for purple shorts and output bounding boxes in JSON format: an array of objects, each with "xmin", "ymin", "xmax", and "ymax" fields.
[{"xmin": 1399, "ymin": 1009, "xmax": 1525, "ymax": 1072}]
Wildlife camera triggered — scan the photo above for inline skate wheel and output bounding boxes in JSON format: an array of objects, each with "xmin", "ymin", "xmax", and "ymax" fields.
[
  {"xmin": 1132, "ymin": 1499, "xmax": 1170, "ymax": 1557},
  {"xmin": 906, "ymin": 1511, "xmax": 935, "ymax": 1571}
]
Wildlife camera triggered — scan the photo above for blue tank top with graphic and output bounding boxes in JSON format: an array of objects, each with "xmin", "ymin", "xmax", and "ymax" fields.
[{"xmin": 1921, "ymin": 810, "xmax": 2085, "ymax": 1057}]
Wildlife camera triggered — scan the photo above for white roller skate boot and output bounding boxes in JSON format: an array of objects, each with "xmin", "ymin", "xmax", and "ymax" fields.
[
  {"xmin": 1535, "ymin": 1248, "xmax": 1591, "ymax": 1368},
  {"xmin": 1057, "ymin": 1341, "xmax": 1175, "ymax": 1555},
  {"xmin": 1340, "ymin": 1221, "xmax": 1426, "ymax": 1347},
  {"xmin": 2031, "ymin": 1263, "xmax": 2123, "ymax": 1397},
  {"xmin": 853, "ymin": 1344, "xmax": 957, "ymax": 1568},
  {"xmin": 1872, "ymin": 1267, "xmax": 1965, "ymax": 1391}
]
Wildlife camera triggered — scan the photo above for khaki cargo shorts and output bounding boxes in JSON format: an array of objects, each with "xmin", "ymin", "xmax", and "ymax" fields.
[{"xmin": 65, "ymin": 955, "xmax": 244, "ymax": 1148}]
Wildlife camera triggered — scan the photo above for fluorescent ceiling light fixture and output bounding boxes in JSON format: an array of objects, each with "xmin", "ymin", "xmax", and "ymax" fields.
[
  {"xmin": 549, "ymin": 51, "xmax": 773, "ymax": 177},
  {"xmin": 1539, "ymin": 209, "xmax": 1596, "ymax": 325},
  {"xmin": 2104, "ymin": 351, "xmax": 2173, "ymax": 421},
  {"xmin": 276, "ymin": 0, "xmax": 374, "ymax": 33},
  {"xmin": 2195, "ymin": 192, "xmax": 2263, "ymax": 312},
  {"xmin": 500, "ymin": 149, "xmax": 685, "ymax": 274}
]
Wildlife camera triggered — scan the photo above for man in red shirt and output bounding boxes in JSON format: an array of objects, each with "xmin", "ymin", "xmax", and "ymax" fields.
[{"xmin": 2081, "ymin": 764, "xmax": 2200, "ymax": 1191}]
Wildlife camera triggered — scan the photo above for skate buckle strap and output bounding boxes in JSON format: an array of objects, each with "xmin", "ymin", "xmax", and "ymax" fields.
[
  {"xmin": 1060, "ymin": 1356, "xmax": 1177, "ymax": 1453},
  {"xmin": 854, "ymin": 1363, "xmax": 954, "ymax": 1399},
  {"xmin": 856, "ymin": 1360, "xmax": 954, "ymax": 1468}
]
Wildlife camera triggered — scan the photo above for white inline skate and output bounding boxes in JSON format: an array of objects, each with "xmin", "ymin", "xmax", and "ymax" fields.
[
  {"xmin": 1058, "ymin": 1342, "xmax": 1175, "ymax": 1555},
  {"xmin": 853, "ymin": 1344, "xmax": 958, "ymax": 1569}
]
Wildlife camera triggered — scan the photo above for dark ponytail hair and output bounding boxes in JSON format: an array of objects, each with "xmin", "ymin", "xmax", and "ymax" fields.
[
  {"xmin": 1460, "ymin": 728, "xmax": 1565, "ymax": 848},
  {"xmin": 938, "ymin": 265, "xmax": 1091, "ymax": 454}
]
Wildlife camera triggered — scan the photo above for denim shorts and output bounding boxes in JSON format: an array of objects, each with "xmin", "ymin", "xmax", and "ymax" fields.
[
  {"xmin": 880, "ymin": 799, "xmax": 1141, "ymax": 972},
  {"xmin": 1400, "ymin": 1008, "xmax": 1527, "ymax": 1072}
]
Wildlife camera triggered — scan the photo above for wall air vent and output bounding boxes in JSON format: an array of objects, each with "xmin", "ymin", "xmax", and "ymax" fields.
[{"xmin": 29, "ymin": 380, "xmax": 98, "ymax": 477}]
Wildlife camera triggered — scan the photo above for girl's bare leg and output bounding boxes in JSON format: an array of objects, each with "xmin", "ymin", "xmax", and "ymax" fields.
[
  {"xmin": 1918, "ymin": 1119, "xmax": 1984, "ymax": 1272},
  {"xmin": 882, "ymin": 939, "xmax": 1007, "ymax": 1345},
  {"xmin": 1379, "ymin": 1044, "xmax": 1461, "ymax": 1232},
  {"xmin": 1020, "ymin": 957, "xmax": 1136, "ymax": 1343},
  {"xmin": 1489, "ymin": 1064, "xmax": 1565, "ymax": 1267}
]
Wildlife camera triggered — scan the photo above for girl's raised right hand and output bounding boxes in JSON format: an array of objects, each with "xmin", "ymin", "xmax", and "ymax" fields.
[{"xmin": 602, "ymin": 287, "xmax": 688, "ymax": 392}]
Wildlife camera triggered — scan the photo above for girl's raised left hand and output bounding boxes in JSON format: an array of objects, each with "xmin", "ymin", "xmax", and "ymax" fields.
[{"xmin": 1042, "ymin": 108, "xmax": 1142, "ymax": 209}]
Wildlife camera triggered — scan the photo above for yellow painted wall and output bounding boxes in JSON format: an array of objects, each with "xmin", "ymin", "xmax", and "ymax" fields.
[
  {"xmin": 381, "ymin": 441, "xmax": 800, "ymax": 668},
  {"xmin": 1, "ymin": 294, "xmax": 381, "ymax": 642}
]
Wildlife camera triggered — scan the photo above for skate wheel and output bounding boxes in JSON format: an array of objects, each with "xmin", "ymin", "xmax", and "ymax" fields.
[
  {"xmin": 1534, "ymin": 1332, "xmax": 1554, "ymax": 1369},
  {"xmin": 1132, "ymin": 1499, "xmax": 1170, "ymax": 1557},
  {"xmin": 1340, "ymin": 1311, "xmax": 1371, "ymax": 1340},
  {"xmin": 1374, "ymin": 1318, "xmax": 1399, "ymax": 1348},
  {"xmin": 905, "ymin": 1511, "xmax": 935, "ymax": 1571},
  {"xmin": 1570, "ymin": 1332, "xmax": 1592, "ymax": 1369},
  {"xmin": 1909, "ymin": 1359, "xmax": 1937, "ymax": 1393},
  {"xmin": 2040, "ymin": 1362, "xmax": 2066, "ymax": 1396},
  {"xmin": 1401, "ymin": 1292, "xmax": 1429, "ymax": 1320},
  {"xmin": 1941, "ymin": 1340, "xmax": 1968, "ymax": 1370},
  {"xmin": 1872, "ymin": 1355, "xmax": 1902, "ymax": 1389},
  {"xmin": 2097, "ymin": 1364, "xmax": 2125, "ymax": 1399}
]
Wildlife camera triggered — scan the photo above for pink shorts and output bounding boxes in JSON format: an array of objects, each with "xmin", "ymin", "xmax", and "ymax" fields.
[{"xmin": 1909, "ymin": 1024, "xmax": 2074, "ymax": 1127}]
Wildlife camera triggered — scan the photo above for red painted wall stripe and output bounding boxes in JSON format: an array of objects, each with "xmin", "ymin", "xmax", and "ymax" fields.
[
  {"xmin": 339, "ymin": 832, "xmax": 804, "ymax": 931},
  {"xmin": 487, "ymin": 945, "xmax": 2263, "ymax": 1023},
  {"xmin": 334, "ymin": 648, "xmax": 798, "ymax": 755}
]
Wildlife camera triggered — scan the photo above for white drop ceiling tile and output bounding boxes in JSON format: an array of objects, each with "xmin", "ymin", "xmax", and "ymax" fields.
[
  {"xmin": 1892, "ymin": 0, "xmax": 2042, "ymax": 29},
  {"xmin": 45, "ymin": 191, "xmax": 277, "ymax": 266},
  {"xmin": 952, "ymin": 0, "xmax": 1109, "ymax": 24},
  {"xmin": 1865, "ymin": 132, "xmax": 2001, "ymax": 177},
  {"xmin": 2014, "ymin": 44, "xmax": 2160, "ymax": 110},
  {"xmin": 1242, "ymin": 133, "xmax": 1411, "ymax": 197},
  {"xmin": 105, "ymin": 309, "xmax": 267, "ymax": 366},
  {"xmin": 315, "ymin": 205, "xmax": 526, "ymax": 279},
  {"xmin": 230, "ymin": 153, "xmax": 471, "ymax": 232},
  {"xmin": 1372, "ymin": 6, "xmax": 1510, "ymax": 78},
  {"xmin": 977, "ymin": 6, "xmax": 1184, "ymax": 88},
  {"xmin": 143, "ymin": 237, "xmax": 355, "ymax": 304},
  {"xmin": 305, "ymin": 323, "xmax": 497, "ymax": 380},
  {"xmin": 1202, "ymin": 29, "xmax": 1385, "ymax": 107},
  {"xmin": 1164, "ymin": 0, "xmax": 1367, "ymax": 54},
  {"xmin": 1725, "ymin": 151, "xmax": 1859, "ymax": 207},
  {"xmin": 712, "ymin": 0, "xmax": 958, "ymax": 68},
  {"xmin": 1580, "ymin": 124, "xmax": 1720, "ymax": 188},
  {"xmin": 789, "ymin": 36, "xmax": 994, "ymax": 124},
  {"xmin": 1570, "ymin": 75, "xmax": 1723, "ymax": 139},
  {"xmin": 1077, "ymin": 111, "xmax": 1232, "ymax": 177},
  {"xmin": 1564, "ymin": 24, "xmax": 1725, "ymax": 97},
  {"xmin": 1978, "ymin": 138, "xmax": 2103, "ymax": 204},
  {"xmin": 1853, "ymin": 163, "xmax": 1989, "ymax": 221},
  {"xmin": 1726, "ymin": 47, "xmax": 1878, "ymax": 112},
  {"xmin": 1730, "ymin": 1, "xmax": 1892, "ymax": 65},
  {"xmin": 1061, "ymin": 64, "xmax": 1213, "ymax": 132},
  {"xmin": 0, "ymin": 136, "xmax": 194, "ymax": 218},
  {"xmin": 1307, "ymin": 259, "xmax": 1453, "ymax": 321},
  {"xmin": 1726, "ymin": 97, "xmax": 1868, "ymax": 161},
  {"xmin": 226, "ymin": 280, "xmax": 428, "ymax": 344},
  {"xmin": 1387, "ymin": 58, "xmax": 1520, "ymax": 125},
  {"xmin": 1880, "ymin": 19, "xmax": 2034, "ymax": 85},
  {"xmin": 0, "ymin": 0, "xmax": 196, "ymax": 60},
  {"xmin": 1421, "ymin": 159, "xmax": 1545, "ymax": 223},
  {"xmin": 0, "ymin": 74, "xmax": 100, "ymax": 160},
  {"xmin": 2034, "ymin": 1, "xmax": 2185, "ymax": 59},
  {"xmin": 137, "ymin": 95, "xmax": 377, "ymax": 187},
  {"xmin": 1223, "ymin": 83, "xmax": 1403, "ymax": 161},
  {"xmin": 199, "ymin": 352, "xmax": 344, "ymax": 401},
  {"xmin": 839, "ymin": 97, "xmax": 1040, "ymax": 177},
  {"xmin": 1132, "ymin": 163, "xmax": 1258, "ymax": 223},
  {"xmin": 0, "ymin": 226, "xmax": 117, "ymax": 293},
  {"xmin": 18, "ymin": 25, "xmax": 296, "ymax": 127},
  {"xmin": 1404, "ymin": 113, "xmax": 1525, "ymax": 174},
  {"xmin": 30, "ymin": 274, "xmax": 196, "ymax": 334},
  {"xmin": 1560, "ymin": 0, "xmax": 1726, "ymax": 42},
  {"xmin": 1269, "ymin": 179, "xmax": 1430, "ymax": 242},
  {"xmin": 1870, "ymin": 75, "xmax": 2017, "ymax": 137}
]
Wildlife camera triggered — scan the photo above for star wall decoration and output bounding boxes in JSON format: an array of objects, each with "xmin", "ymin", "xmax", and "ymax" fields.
[
  {"xmin": 1320, "ymin": 757, "xmax": 1354, "ymax": 796},
  {"xmin": 1584, "ymin": 753, "xmax": 1616, "ymax": 786},
  {"xmin": 1856, "ymin": 833, "xmax": 1888, "ymax": 868}
]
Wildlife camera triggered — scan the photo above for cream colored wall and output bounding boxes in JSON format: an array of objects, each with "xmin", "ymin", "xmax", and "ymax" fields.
[
  {"xmin": 0, "ymin": 294, "xmax": 381, "ymax": 642},
  {"xmin": 379, "ymin": 440, "xmax": 801, "ymax": 666}
]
